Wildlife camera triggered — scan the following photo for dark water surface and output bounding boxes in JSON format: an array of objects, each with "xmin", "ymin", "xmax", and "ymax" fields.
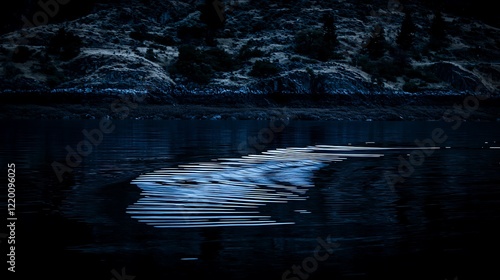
[{"xmin": 1, "ymin": 120, "xmax": 500, "ymax": 280}]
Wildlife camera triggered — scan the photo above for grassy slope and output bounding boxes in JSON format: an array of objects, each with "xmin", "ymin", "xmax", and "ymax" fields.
[{"xmin": 0, "ymin": 0, "xmax": 499, "ymax": 109}]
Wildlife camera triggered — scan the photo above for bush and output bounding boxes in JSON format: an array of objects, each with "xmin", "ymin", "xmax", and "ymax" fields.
[
  {"xmin": 357, "ymin": 55, "xmax": 400, "ymax": 82},
  {"xmin": 145, "ymin": 48, "xmax": 157, "ymax": 62},
  {"xmin": 364, "ymin": 25, "xmax": 387, "ymax": 60},
  {"xmin": 177, "ymin": 25, "xmax": 206, "ymax": 43},
  {"xmin": 429, "ymin": 11, "xmax": 447, "ymax": 50},
  {"xmin": 249, "ymin": 60, "xmax": 280, "ymax": 77},
  {"xmin": 172, "ymin": 45, "xmax": 237, "ymax": 84},
  {"xmin": 3, "ymin": 63, "xmax": 22, "ymax": 79},
  {"xmin": 295, "ymin": 29, "xmax": 336, "ymax": 61},
  {"xmin": 238, "ymin": 40, "xmax": 265, "ymax": 61},
  {"xmin": 129, "ymin": 24, "xmax": 149, "ymax": 41},
  {"xmin": 47, "ymin": 28, "xmax": 82, "ymax": 60},
  {"xmin": 153, "ymin": 34, "xmax": 177, "ymax": 46},
  {"xmin": 396, "ymin": 12, "xmax": 416, "ymax": 50},
  {"xmin": 204, "ymin": 48, "xmax": 238, "ymax": 72},
  {"xmin": 130, "ymin": 31, "xmax": 147, "ymax": 41},
  {"xmin": 403, "ymin": 80, "xmax": 420, "ymax": 92},
  {"xmin": 12, "ymin": 46, "xmax": 32, "ymax": 63},
  {"xmin": 404, "ymin": 66, "xmax": 441, "ymax": 83}
]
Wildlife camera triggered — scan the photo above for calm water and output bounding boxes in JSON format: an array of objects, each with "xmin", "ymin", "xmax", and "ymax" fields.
[{"xmin": 1, "ymin": 120, "xmax": 500, "ymax": 280}]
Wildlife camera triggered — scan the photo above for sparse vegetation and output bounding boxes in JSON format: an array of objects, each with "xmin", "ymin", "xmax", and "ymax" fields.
[
  {"xmin": 153, "ymin": 34, "xmax": 177, "ymax": 46},
  {"xmin": 402, "ymin": 80, "xmax": 421, "ymax": 92},
  {"xmin": 249, "ymin": 60, "xmax": 280, "ymax": 77},
  {"xmin": 145, "ymin": 48, "xmax": 157, "ymax": 62},
  {"xmin": 238, "ymin": 40, "xmax": 265, "ymax": 61},
  {"xmin": 199, "ymin": 0, "xmax": 226, "ymax": 46},
  {"xmin": 12, "ymin": 46, "xmax": 32, "ymax": 63},
  {"xmin": 397, "ymin": 12, "xmax": 416, "ymax": 50},
  {"xmin": 357, "ymin": 56, "xmax": 399, "ymax": 82},
  {"xmin": 47, "ymin": 28, "xmax": 82, "ymax": 61},
  {"xmin": 172, "ymin": 45, "xmax": 238, "ymax": 84},
  {"xmin": 364, "ymin": 25, "xmax": 387, "ymax": 60},
  {"xmin": 294, "ymin": 12, "xmax": 339, "ymax": 61},
  {"xmin": 129, "ymin": 24, "xmax": 149, "ymax": 41},
  {"xmin": 177, "ymin": 24, "xmax": 206, "ymax": 43},
  {"xmin": 3, "ymin": 63, "xmax": 22, "ymax": 79},
  {"xmin": 429, "ymin": 10, "xmax": 447, "ymax": 49},
  {"xmin": 0, "ymin": 0, "xmax": 498, "ymax": 100}
]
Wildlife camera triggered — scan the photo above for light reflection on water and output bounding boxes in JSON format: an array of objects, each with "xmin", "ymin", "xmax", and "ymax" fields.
[
  {"xmin": 1, "ymin": 120, "xmax": 500, "ymax": 280},
  {"xmin": 128, "ymin": 145, "xmax": 387, "ymax": 228}
]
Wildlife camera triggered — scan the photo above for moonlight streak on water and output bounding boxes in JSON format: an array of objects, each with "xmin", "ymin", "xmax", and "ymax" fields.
[{"xmin": 127, "ymin": 145, "xmax": 386, "ymax": 228}]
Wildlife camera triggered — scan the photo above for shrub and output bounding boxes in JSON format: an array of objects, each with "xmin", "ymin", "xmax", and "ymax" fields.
[
  {"xmin": 357, "ymin": 55, "xmax": 400, "ymax": 82},
  {"xmin": 130, "ymin": 31, "xmax": 147, "ymax": 41},
  {"xmin": 3, "ymin": 63, "xmax": 22, "ymax": 79},
  {"xmin": 153, "ymin": 34, "xmax": 177, "ymax": 46},
  {"xmin": 177, "ymin": 25, "xmax": 206, "ymax": 43},
  {"xmin": 238, "ymin": 40, "xmax": 265, "ymax": 61},
  {"xmin": 12, "ymin": 46, "xmax": 32, "ymax": 63},
  {"xmin": 199, "ymin": 0, "xmax": 225, "ymax": 29},
  {"xmin": 404, "ymin": 66, "xmax": 441, "ymax": 83},
  {"xmin": 429, "ymin": 10, "xmax": 447, "ymax": 49},
  {"xmin": 47, "ymin": 28, "xmax": 82, "ymax": 60},
  {"xmin": 364, "ymin": 25, "xmax": 387, "ymax": 60},
  {"xmin": 129, "ymin": 24, "xmax": 149, "ymax": 41},
  {"xmin": 204, "ymin": 48, "xmax": 238, "ymax": 72},
  {"xmin": 249, "ymin": 60, "xmax": 280, "ymax": 77},
  {"xmin": 396, "ymin": 11, "xmax": 416, "ymax": 50},
  {"xmin": 172, "ymin": 45, "xmax": 237, "ymax": 84},
  {"xmin": 145, "ymin": 48, "xmax": 157, "ymax": 62},
  {"xmin": 295, "ymin": 13, "xmax": 338, "ymax": 61},
  {"xmin": 403, "ymin": 80, "xmax": 420, "ymax": 92},
  {"xmin": 295, "ymin": 29, "xmax": 336, "ymax": 61}
]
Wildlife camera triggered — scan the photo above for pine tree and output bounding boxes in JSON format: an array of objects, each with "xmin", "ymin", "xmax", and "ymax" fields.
[
  {"xmin": 365, "ymin": 25, "xmax": 387, "ymax": 59},
  {"xmin": 429, "ymin": 10, "xmax": 446, "ymax": 49},
  {"xmin": 322, "ymin": 12, "xmax": 338, "ymax": 47},
  {"xmin": 200, "ymin": 0, "xmax": 226, "ymax": 46},
  {"xmin": 318, "ymin": 12, "xmax": 339, "ymax": 61},
  {"xmin": 396, "ymin": 11, "xmax": 416, "ymax": 50}
]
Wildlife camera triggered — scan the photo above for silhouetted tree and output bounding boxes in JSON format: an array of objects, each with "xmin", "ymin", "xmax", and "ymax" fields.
[
  {"xmin": 319, "ymin": 12, "xmax": 339, "ymax": 60},
  {"xmin": 199, "ymin": 0, "xmax": 226, "ymax": 46},
  {"xmin": 365, "ymin": 25, "xmax": 387, "ymax": 59},
  {"xmin": 12, "ymin": 46, "xmax": 32, "ymax": 63},
  {"xmin": 47, "ymin": 28, "xmax": 82, "ymax": 60},
  {"xmin": 429, "ymin": 10, "xmax": 446, "ymax": 49},
  {"xmin": 396, "ymin": 11, "xmax": 416, "ymax": 50},
  {"xmin": 295, "ymin": 12, "xmax": 339, "ymax": 61}
]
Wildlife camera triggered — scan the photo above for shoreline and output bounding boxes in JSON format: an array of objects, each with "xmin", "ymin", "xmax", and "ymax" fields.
[{"xmin": 1, "ymin": 103, "xmax": 499, "ymax": 121}]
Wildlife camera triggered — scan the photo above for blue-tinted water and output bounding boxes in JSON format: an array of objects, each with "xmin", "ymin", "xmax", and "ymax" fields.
[{"xmin": 1, "ymin": 120, "xmax": 499, "ymax": 280}]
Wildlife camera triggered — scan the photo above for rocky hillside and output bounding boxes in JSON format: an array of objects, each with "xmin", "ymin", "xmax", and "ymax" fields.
[{"xmin": 1, "ymin": 0, "xmax": 499, "ymax": 100}]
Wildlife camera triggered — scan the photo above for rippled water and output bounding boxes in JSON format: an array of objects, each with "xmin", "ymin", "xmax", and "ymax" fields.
[{"xmin": 1, "ymin": 120, "xmax": 500, "ymax": 280}]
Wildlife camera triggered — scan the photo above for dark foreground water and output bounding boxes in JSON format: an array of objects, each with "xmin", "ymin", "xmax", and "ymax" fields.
[{"xmin": 1, "ymin": 120, "xmax": 500, "ymax": 280}]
